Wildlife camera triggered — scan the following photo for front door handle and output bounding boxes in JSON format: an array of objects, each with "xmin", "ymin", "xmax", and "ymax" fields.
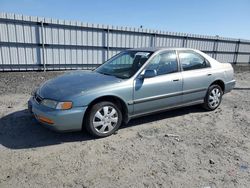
[{"xmin": 173, "ymin": 79, "xmax": 180, "ymax": 82}]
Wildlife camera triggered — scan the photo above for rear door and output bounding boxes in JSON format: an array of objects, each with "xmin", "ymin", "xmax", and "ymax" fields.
[
  {"xmin": 133, "ymin": 50, "xmax": 183, "ymax": 115},
  {"xmin": 178, "ymin": 50, "xmax": 214, "ymax": 104}
]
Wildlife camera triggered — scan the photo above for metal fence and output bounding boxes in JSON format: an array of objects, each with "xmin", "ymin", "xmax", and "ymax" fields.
[{"xmin": 0, "ymin": 12, "xmax": 250, "ymax": 71}]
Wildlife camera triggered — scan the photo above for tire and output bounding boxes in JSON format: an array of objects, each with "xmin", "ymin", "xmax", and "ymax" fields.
[
  {"xmin": 202, "ymin": 84, "xmax": 223, "ymax": 111},
  {"xmin": 85, "ymin": 101, "xmax": 122, "ymax": 137}
]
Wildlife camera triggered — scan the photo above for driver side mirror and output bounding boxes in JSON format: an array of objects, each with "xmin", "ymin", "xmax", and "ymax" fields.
[{"xmin": 140, "ymin": 69, "xmax": 157, "ymax": 79}]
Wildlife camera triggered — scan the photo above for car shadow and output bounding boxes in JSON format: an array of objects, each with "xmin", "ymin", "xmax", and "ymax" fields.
[
  {"xmin": 0, "ymin": 105, "xmax": 206, "ymax": 150},
  {"xmin": 0, "ymin": 109, "xmax": 93, "ymax": 149},
  {"xmin": 125, "ymin": 105, "xmax": 206, "ymax": 128}
]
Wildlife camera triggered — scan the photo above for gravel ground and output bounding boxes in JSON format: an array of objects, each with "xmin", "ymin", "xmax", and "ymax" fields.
[{"xmin": 0, "ymin": 70, "xmax": 249, "ymax": 188}]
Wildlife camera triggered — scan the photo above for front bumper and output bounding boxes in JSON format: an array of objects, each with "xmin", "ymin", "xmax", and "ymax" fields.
[
  {"xmin": 28, "ymin": 97, "xmax": 87, "ymax": 132},
  {"xmin": 224, "ymin": 80, "xmax": 236, "ymax": 94}
]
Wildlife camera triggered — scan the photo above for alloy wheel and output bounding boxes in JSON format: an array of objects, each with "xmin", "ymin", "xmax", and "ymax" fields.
[
  {"xmin": 208, "ymin": 88, "xmax": 221, "ymax": 108},
  {"xmin": 93, "ymin": 106, "xmax": 118, "ymax": 134}
]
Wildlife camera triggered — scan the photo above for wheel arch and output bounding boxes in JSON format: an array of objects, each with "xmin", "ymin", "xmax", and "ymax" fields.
[
  {"xmin": 210, "ymin": 80, "xmax": 225, "ymax": 93},
  {"xmin": 82, "ymin": 95, "xmax": 129, "ymax": 129}
]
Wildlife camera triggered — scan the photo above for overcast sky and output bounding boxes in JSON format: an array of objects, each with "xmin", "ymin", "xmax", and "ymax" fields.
[{"xmin": 0, "ymin": 0, "xmax": 250, "ymax": 39}]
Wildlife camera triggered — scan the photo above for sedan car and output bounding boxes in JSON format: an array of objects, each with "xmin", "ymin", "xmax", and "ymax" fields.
[{"xmin": 28, "ymin": 48, "xmax": 235, "ymax": 137}]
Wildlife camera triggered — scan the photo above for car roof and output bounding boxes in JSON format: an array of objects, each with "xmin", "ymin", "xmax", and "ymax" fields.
[{"xmin": 126, "ymin": 47, "xmax": 197, "ymax": 52}]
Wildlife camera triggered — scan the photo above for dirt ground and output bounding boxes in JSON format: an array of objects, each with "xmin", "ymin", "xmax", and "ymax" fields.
[{"xmin": 0, "ymin": 70, "xmax": 249, "ymax": 188}]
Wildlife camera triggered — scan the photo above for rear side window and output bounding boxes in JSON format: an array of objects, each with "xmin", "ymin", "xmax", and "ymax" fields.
[
  {"xmin": 146, "ymin": 51, "xmax": 178, "ymax": 75},
  {"xmin": 179, "ymin": 51, "xmax": 210, "ymax": 71}
]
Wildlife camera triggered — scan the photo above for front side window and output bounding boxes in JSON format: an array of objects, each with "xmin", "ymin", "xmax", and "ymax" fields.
[
  {"xmin": 145, "ymin": 51, "xmax": 178, "ymax": 75},
  {"xmin": 95, "ymin": 51, "xmax": 153, "ymax": 79},
  {"xmin": 179, "ymin": 51, "xmax": 210, "ymax": 71}
]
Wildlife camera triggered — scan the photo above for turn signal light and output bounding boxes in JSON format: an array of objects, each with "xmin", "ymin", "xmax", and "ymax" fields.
[{"xmin": 37, "ymin": 115, "xmax": 54, "ymax": 125}]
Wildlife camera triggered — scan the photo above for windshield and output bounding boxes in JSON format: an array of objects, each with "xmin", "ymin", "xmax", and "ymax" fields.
[{"xmin": 95, "ymin": 51, "xmax": 153, "ymax": 79}]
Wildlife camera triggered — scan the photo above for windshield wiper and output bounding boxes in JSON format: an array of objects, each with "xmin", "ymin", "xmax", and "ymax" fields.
[
  {"xmin": 98, "ymin": 72, "xmax": 125, "ymax": 79},
  {"xmin": 98, "ymin": 72, "xmax": 112, "ymax": 76}
]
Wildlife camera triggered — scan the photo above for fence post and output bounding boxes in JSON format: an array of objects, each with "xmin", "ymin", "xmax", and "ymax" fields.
[
  {"xmin": 150, "ymin": 33, "xmax": 156, "ymax": 47},
  {"xmin": 182, "ymin": 35, "xmax": 188, "ymax": 47},
  {"xmin": 233, "ymin": 39, "xmax": 240, "ymax": 64},
  {"xmin": 212, "ymin": 35, "xmax": 219, "ymax": 59},
  {"xmin": 154, "ymin": 33, "xmax": 157, "ymax": 47},
  {"xmin": 41, "ymin": 21, "xmax": 46, "ymax": 71},
  {"xmin": 106, "ymin": 27, "xmax": 110, "ymax": 60}
]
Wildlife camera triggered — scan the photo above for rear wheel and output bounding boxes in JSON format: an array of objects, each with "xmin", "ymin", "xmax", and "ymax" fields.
[
  {"xmin": 85, "ymin": 101, "xmax": 122, "ymax": 137},
  {"xmin": 203, "ymin": 85, "xmax": 223, "ymax": 111}
]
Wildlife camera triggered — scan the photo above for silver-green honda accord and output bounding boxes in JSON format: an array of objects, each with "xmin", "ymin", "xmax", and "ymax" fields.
[{"xmin": 28, "ymin": 47, "xmax": 235, "ymax": 137}]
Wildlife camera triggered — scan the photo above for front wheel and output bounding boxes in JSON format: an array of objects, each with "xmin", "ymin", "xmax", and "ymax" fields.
[
  {"xmin": 202, "ymin": 85, "xmax": 223, "ymax": 111},
  {"xmin": 85, "ymin": 101, "xmax": 122, "ymax": 137}
]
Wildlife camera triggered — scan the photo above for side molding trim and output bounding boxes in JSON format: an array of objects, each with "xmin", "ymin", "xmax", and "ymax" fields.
[{"xmin": 129, "ymin": 87, "xmax": 207, "ymax": 105}]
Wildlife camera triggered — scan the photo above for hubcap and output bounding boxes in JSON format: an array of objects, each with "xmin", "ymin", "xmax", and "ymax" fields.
[
  {"xmin": 208, "ymin": 88, "xmax": 221, "ymax": 108},
  {"xmin": 93, "ymin": 106, "xmax": 118, "ymax": 134}
]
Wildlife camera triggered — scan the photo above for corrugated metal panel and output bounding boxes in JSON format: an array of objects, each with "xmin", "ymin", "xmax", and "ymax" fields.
[
  {"xmin": 216, "ymin": 54, "xmax": 234, "ymax": 63},
  {"xmin": 217, "ymin": 42, "xmax": 236, "ymax": 52},
  {"xmin": 204, "ymin": 52, "xmax": 214, "ymax": 58},
  {"xmin": 0, "ymin": 46, "xmax": 3, "ymax": 65},
  {"xmin": 187, "ymin": 39, "xmax": 214, "ymax": 51},
  {"xmin": 156, "ymin": 37, "xmax": 183, "ymax": 48},
  {"xmin": 2, "ymin": 46, "xmax": 11, "ymax": 64},
  {"xmin": 237, "ymin": 54, "xmax": 249, "ymax": 63},
  {"xmin": 0, "ymin": 12, "xmax": 250, "ymax": 71},
  {"xmin": 0, "ymin": 22, "xmax": 8, "ymax": 42},
  {"xmin": 239, "ymin": 43, "xmax": 250, "ymax": 53}
]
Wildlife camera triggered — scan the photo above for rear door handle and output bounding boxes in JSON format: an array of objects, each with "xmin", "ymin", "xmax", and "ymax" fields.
[
  {"xmin": 207, "ymin": 73, "xmax": 212, "ymax": 76},
  {"xmin": 173, "ymin": 79, "xmax": 180, "ymax": 82}
]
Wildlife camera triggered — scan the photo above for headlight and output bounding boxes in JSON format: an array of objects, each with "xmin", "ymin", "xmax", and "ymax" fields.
[
  {"xmin": 56, "ymin": 102, "xmax": 72, "ymax": 110},
  {"xmin": 41, "ymin": 99, "xmax": 72, "ymax": 110},
  {"xmin": 41, "ymin": 99, "xmax": 58, "ymax": 109}
]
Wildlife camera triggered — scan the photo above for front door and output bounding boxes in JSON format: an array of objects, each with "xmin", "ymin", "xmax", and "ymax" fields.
[{"xmin": 133, "ymin": 51, "xmax": 183, "ymax": 115}]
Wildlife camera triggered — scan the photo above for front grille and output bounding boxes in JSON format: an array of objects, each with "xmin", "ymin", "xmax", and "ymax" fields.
[{"xmin": 34, "ymin": 93, "xmax": 43, "ymax": 104}]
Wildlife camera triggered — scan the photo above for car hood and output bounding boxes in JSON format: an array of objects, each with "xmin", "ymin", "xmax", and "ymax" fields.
[{"xmin": 37, "ymin": 71, "xmax": 122, "ymax": 100}]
